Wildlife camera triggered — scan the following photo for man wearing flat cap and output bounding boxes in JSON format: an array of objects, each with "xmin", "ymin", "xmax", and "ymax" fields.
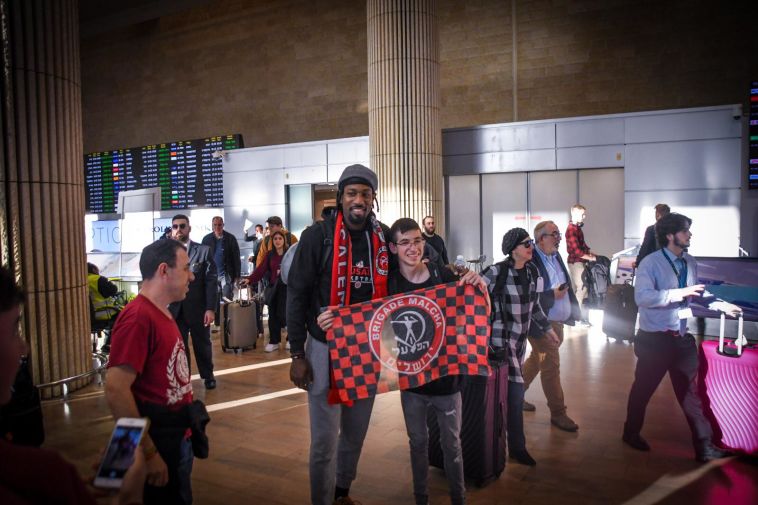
[
  {"xmin": 255, "ymin": 215, "xmax": 298, "ymax": 268},
  {"xmin": 286, "ymin": 164, "xmax": 390, "ymax": 505},
  {"xmin": 483, "ymin": 227, "xmax": 559, "ymax": 467}
]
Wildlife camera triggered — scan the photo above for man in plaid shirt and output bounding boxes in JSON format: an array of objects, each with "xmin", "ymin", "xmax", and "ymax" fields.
[
  {"xmin": 484, "ymin": 227, "xmax": 559, "ymax": 466},
  {"xmin": 565, "ymin": 204, "xmax": 596, "ymax": 324}
]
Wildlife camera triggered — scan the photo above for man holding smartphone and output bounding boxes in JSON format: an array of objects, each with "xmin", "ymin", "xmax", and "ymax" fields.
[
  {"xmin": 522, "ymin": 221, "xmax": 581, "ymax": 432},
  {"xmin": 107, "ymin": 239, "xmax": 197, "ymax": 504}
]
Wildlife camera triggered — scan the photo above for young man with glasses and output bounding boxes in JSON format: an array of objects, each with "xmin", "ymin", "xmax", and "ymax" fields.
[
  {"xmin": 483, "ymin": 228, "xmax": 560, "ymax": 466},
  {"xmin": 388, "ymin": 218, "xmax": 487, "ymax": 505},
  {"xmin": 169, "ymin": 214, "xmax": 219, "ymax": 390},
  {"xmin": 521, "ymin": 221, "xmax": 581, "ymax": 432},
  {"xmin": 623, "ymin": 212, "xmax": 741, "ymax": 461}
]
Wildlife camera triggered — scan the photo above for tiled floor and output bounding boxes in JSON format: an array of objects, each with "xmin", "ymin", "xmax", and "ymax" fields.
[{"xmin": 41, "ymin": 320, "xmax": 758, "ymax": 504}]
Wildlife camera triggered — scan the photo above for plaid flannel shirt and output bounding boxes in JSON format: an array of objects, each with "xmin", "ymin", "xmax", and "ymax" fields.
[
  {"xmin": 565, "ymin": 222, "xmax": 590, "ymax": 264},
  {"xmin": 483, "ymin": 260, "xmax": 552, "ymax": 382}
]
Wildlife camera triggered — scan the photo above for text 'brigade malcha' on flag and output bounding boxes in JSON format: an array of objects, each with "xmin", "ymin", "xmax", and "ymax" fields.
[{"xmin": 327, "ymin": 282, "xmax": 491, "ymax": 403}]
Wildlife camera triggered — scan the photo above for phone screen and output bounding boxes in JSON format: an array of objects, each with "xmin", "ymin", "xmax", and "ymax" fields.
[{"xmin": 94, "ymin": 422, "xmax": 146, "ymax": 488}]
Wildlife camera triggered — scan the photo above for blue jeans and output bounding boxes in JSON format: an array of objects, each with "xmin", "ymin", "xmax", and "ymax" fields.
[{"xmin": 144, "ymin": 437, "xmax": 194, "ymax": 505}]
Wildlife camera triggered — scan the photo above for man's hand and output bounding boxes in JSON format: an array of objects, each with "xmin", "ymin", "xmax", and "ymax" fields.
[
  {"xmin": 316, "ymin": 307, "xmax": 337, "ymax": 331},
  {"xmin": 145, "ymin": 451, "xmax": 169, "ymax": 487},
  {"xmin": 458, "ymin": 270, "xmax": 487, "ymax": 293},
  {"xmin": 545, "ymin": 328, "xmax": 561, "ymax": 347},
  {"xmin": 682, "ymin": 284, "xmax": 705, "ymax": 298},
  {"xmin": 290, "ymin": 358, "xmax": 314, "ymax": 390},
  {"xmin": 203, "ymin": 309, "xmax": 215, "ymax": 326}
]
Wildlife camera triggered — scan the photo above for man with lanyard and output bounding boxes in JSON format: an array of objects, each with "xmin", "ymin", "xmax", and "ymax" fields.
[
  {"xmin": 287, "ymin": 164, "xmax": 389, "ymax": 505},
  {"xmin": 106, "ymin": 239, "xmax": 197, "ymax": 504},
  {"xmin": 623, "ymin": 212, "xmax": 740, "ymax": 461}
]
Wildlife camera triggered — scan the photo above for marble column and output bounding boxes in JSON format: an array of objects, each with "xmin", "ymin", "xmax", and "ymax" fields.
[
  {"xmin": 367, "ymin": 0, "xmax": 443, "ymax": 233},
  {"xmin": 1, "ymin": 0, "xmax": 90, "ymax": 397}
]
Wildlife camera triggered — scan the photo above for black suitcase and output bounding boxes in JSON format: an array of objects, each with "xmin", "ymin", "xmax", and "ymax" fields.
[
  {"xmin": 602, "ymin": 283, "xmax": 637, "ymax": 341},
  {"xmin": 427, "ymin": 363, "xmax": 508, "ymax": 487}
]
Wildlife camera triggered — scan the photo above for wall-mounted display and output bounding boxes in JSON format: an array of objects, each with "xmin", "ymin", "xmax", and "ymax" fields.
[{"xmin": 85, "ymin": 134, "xmax": 243, "ymax": 213}]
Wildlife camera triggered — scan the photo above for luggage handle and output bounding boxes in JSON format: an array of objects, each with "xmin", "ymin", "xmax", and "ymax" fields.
[
  {"xmin": 235, "ymin": 284, "xmax": 252, "ymax": 306},
  {"xmin": 718, "ymin": 313, "xmax": 744, "ymax": 357}
]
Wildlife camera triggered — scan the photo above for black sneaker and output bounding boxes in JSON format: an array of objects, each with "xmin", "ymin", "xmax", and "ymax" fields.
[
  {"xmin": 204, "ymin": 379, "xmax": 217, "ymax": 390},
  {"xmin": 510, "ymin": 449, "xmax": 537, "ymax": 466},
  {"xmin": 622, "ymin": 432, "xmax": 650, "ymax": 451},
  {"xmin": 695, "ymin": 442, "xmax": 733, "ymax": 462}
]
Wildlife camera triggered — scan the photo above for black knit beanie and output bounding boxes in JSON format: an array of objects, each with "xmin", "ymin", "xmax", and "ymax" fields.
[{"xmin": 501, "ymin": 227, "xmax": 530, "ymax": 257}]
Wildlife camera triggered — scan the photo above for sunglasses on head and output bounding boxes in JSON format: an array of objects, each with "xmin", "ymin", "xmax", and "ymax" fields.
[{"xmin": 172, "ymin": 223, "xmax": 188, "ymax": 230}]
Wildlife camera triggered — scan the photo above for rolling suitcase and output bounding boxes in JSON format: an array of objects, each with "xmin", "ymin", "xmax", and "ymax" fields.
[
  {"xmin": 699, "ymin": 314, "xmax": 758, "ymax": 456},
  {"xmin": 602, "ymin": 282, "xmax": 637, "ymax": 341},
  {"xmin": 222, "ymin": 286, "xmax": 258, "ymax": 353},
  {"xmin": 427, "ymin": 363, "xmax": 508, "ymax": 487}
]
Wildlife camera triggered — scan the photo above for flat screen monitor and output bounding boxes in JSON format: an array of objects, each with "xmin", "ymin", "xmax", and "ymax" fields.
[{"xmin": 85, "ymin": 134, "xmax": 243, "ymax": 213}]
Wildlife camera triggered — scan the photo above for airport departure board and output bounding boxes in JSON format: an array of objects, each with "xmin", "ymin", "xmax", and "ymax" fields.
[
  {"xmin": 85, "ymin": 134, "xmax": 243, "ymax": 213},
  {"xmin": 750, "ymin": 81, "xmax": 758, "ymax": 190}
]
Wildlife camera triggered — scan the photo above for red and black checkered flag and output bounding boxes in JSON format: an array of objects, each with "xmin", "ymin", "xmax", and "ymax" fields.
[{"xmin": 327, "ymin": 282, "xmax": 491, "ymax": 403}]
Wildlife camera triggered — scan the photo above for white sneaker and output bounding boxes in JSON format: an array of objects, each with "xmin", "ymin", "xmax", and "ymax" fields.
[
  {"xmin": 264, "ymin": 343, "xmax": 278, "ymax": 353},
  {"xmin": 285, "ymin": 341, "xmax": 290, "ymax": 350}
]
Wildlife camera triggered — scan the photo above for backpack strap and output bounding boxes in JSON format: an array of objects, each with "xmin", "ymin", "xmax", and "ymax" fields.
[{"xmin": 317, "ymin": 219, "xmax": 334, "ymax": 274}]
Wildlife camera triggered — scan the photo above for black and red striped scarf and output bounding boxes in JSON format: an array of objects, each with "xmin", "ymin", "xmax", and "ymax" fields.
[
  {"xmin": 327, "ymin": 210, "xmax": 388, "ymax": 405},
  {"xmin": 329, "ymin": 211, "xmax": 389, "ymax": 306}
]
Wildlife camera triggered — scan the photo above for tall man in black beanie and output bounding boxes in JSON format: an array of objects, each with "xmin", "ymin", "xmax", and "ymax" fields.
[{"xmin": 287, "ymin": 164, "xmax": 390, "ymax": 505}]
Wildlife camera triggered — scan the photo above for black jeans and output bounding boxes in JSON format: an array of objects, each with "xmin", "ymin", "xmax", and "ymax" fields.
[
  {"xmin": 267, "ymin": 284, "xmax": 287, "ymax": 344},
  {"xmin": 624, "ymin": 330, "xmax": 712, "ymax": 446}
]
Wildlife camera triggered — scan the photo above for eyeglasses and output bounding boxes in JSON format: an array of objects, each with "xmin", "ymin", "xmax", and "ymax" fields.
[
  {"xmin": 172, "ymin": 223, "xmax": 188, "ymax": 230},
  {"xmin": 541, "ymin": 231, "xmax": 561, "ymax": 240},
  {"xmin": 396, "ymin": 238, "xmax": 425, "ymax": 248},
  {"xmin": 518, "ymin": 239, "xmax": 534, "ymax": 249}
]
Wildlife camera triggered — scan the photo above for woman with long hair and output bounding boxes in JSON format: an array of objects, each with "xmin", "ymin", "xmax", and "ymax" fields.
[{"xmin": 244, "ymin": 230, "xmax": 289, "ymax": 352}]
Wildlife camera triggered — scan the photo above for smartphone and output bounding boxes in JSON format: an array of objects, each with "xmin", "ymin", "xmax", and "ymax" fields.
[
  {"xmin": 559, "ymin": 282, "xmax": 569, "ymax": 291},
  {"xmin": 94, "ymin": 417, "xmax": 149, "ymax": 489}
]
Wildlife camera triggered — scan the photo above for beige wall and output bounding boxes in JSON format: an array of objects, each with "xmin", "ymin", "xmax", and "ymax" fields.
[{"xmin": 81, "ymin": 0, "xmax": 756, "ymax": 153}]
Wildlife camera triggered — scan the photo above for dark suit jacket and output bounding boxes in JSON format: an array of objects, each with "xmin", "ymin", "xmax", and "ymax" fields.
[
  {"xmin": 169, "ymin": 241, "xmax": 218, "ymax": 324},
  {"xmin": 635, "ymin": 224, "xmax": 657, "ymax": 266},
  {"xmin": 529, "ymin": 249, "xmax": 581, "ymax": 336},
  {"xmin": 201, "ymin": 230, "xmax": 241, "ymax": 280}
]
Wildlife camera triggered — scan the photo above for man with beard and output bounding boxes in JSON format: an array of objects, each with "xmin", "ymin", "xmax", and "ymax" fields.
[
  {"xmin": 565, "ymin": 204, "xmax": 596, "ymax": 325},
  {"xmin": 622, "ymin": 212, "xmax": 740, "ymax": 462},
  {"xmin": 421, "ymin": 216, "xmax": 449, "ymax": 265},
  {"xmin": 169, "ymin": 215, "xmax": 218, "ymax": 390},
  {"xmin": 287, "ymin": 164, "xmax": 389, "ymax": 505},
  {"xmin": 106, "ymin": 239, "xmax": 197, "ymax": 504}
]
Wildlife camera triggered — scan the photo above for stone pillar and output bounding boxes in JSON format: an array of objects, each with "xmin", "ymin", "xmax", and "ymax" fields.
[
  {"xmin": 1, "ymin": 0, "xmax": 90, "ymax": 397},
  {"xmin": 367, "ymin": 0, "xmax": 442, "ymax": 234}
]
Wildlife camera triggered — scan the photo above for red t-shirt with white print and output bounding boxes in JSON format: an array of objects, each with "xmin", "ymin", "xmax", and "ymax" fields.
[{"xmin": 108, "ymin": 294, "xmax": 193, "ymax": 408}]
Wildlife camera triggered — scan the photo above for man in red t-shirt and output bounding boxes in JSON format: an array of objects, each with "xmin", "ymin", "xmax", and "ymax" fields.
[{"xmin": 107, "ymin": 239, "xmax": 196, "ymax": 505}]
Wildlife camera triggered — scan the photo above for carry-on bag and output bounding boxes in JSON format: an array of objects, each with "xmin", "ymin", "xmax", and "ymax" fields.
[
  {"xmin": 699, "ymin": 314, "xmax": 758, "ymax": 455},
  {"xmin": 222, "ymin": 286, "xmax": 258, "ymax": 353},
  {"xmin": 427, "ymin": 362, "xmax": 508, "ymax": 487},
  {"xmin": 602, "ymin": 281, "xmax": 637, "ymax": 341}
]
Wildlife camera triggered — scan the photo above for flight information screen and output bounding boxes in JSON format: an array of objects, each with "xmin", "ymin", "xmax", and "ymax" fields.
[
  {"xmin": 85, "ymin": 134, "xmax": 243, "ymax": 213},
  {"xmin": 750, "ymin": 81, "xmax": 758, "ymax": 190}
]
